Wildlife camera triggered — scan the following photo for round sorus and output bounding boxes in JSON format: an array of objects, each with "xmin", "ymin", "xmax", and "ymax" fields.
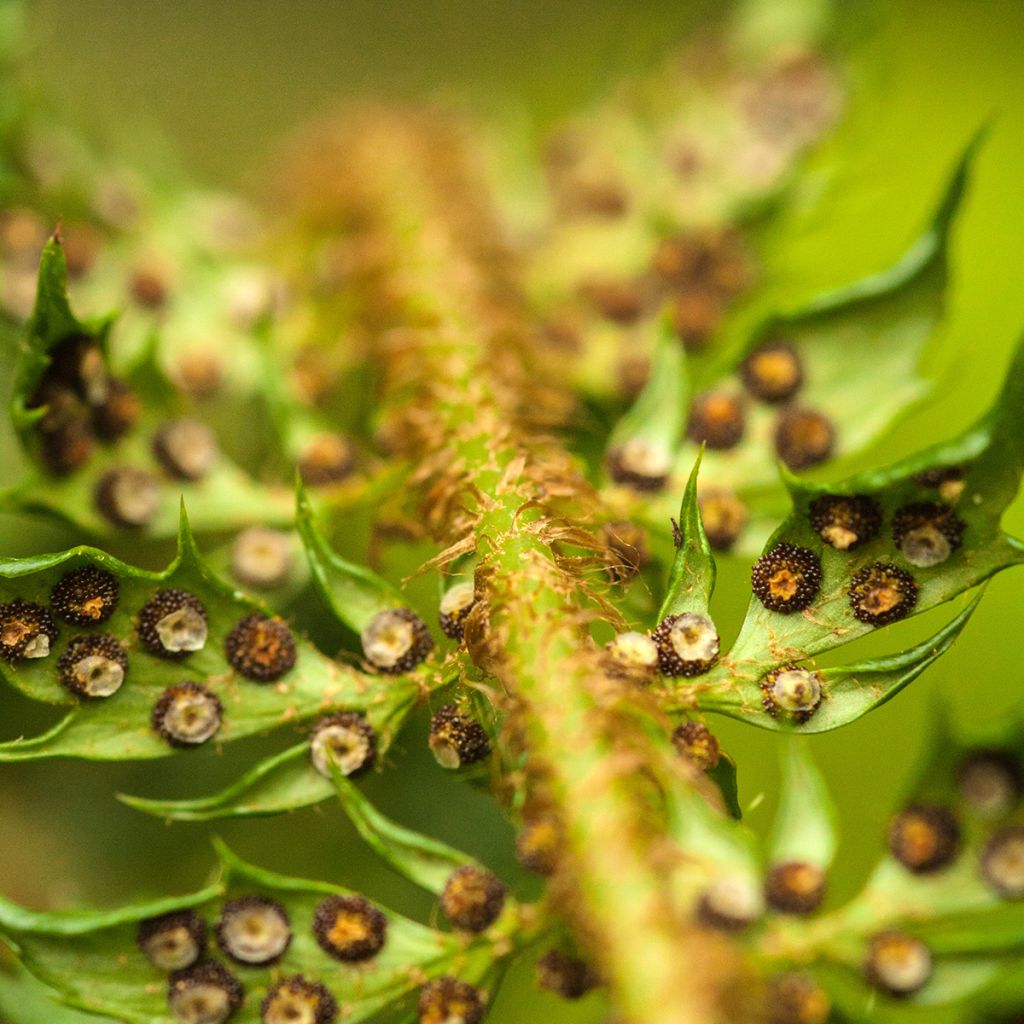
[
  {"xmin": 217, "ymin": 896, "xmax": 291, "ymax": 966},
  {"xmin": 653, "ymin": 612, "xmax": 720, "ymax": 677},
  {"xmin": 957, "ymin": 750, "xmax": 1022, "ymax": 818},
  {"xmin": 536, "ymin": 950, "xmax": 599, "ymax": 1000},
  {"xmin": 979, "ymin": 826, "xmax": 1024, "ymax": 899},
  {"xmin": 167, "ymin": 960, "xmax": 244, "ymax": 1024},
  {"xmin": 417, "ymin": 977, "xmax": 485, "ymax": 1024},
  {"xmin": 864, "ymin": 931, "xmax": 932, "ymax": 998},
  {"xmin": 741, "ymin": 342, "xmax": 803, "ymax": 403},
  {"xmin": 94, "ymin": 466, "xmax": 161, "ymax": 527},
  {"xmin": 888, "ymin": 804, "xmax": 961, "ymax": 874},
  {"xmin": 848, "ymin": 563, "xmax": 918, "ymax": 625},
  {"xmin": 0, "ymin": 599, "xmax": 58, "ymax": 661},
  {"xmin": 698, "ymin": 488, "xmax": 748, "ymax": 551},
  {"xmin": 764, "ymin": 861, "xmax": 827, "ymax": 915},
  {"xmin": 913, "ymin": 464, "xmax": 967, "ymax": 503},
  {"xmin": 261, "ymin": 975, "xmax": 338, "ymax": 1024},
  {"xmin": 892, "ymin": 501, "xmax": 965, "ymax": 568},
  {"xmin": 606, "ymin": 438, "xmax": 672, "ymax": 493},
  {"xmin": 92, "ymin": 378, "xmax": 141, "ymax": 442},
  {"xmin": 57, "ymin": 633, "xmax": 127, "ymax": 698},
  {"xmin": 230, "ymin": 527, "xmax": 293, "ymax": 590},
  {"xmin": 428, "ymin": 704, "xmax": 491, "ymax": 770},
  {"xmin": 773, "ymin": 407, "xmax": 835, "ymax": 470},
  {"xmin": 765, "ymin": 973, "xmax": 831, "ymax": 1024},
  {"xmin": 137, "ymin": 910, "xmax": 207, "ymax": 972},
  {"xmin": 440, "ymin": 865, "xmax": 506, "ymax": 933},
  {"xmin": 581, "ymin": 277, "xmax": 645, "ymax": 324},
  {"xmin": 697, "ymin": 876, "xmax": 764, "ymax": 932},
  {"xmin": 600, "ymin": 520, "xmax": 649, "ymax": 583},
  {"xmin": 687, "ymin": 392, "xmax": 746, "ymax": 450},
  {"xmin": 671, "ymin": 721, "xmax": 721, "ymax": 772},
  {"xmin": 439, "ymin": 582, "xmax": 477, "ymax": 641},
  {"xmin": 309, "ymin": 713, "xmax": 375, "ymax": 779},
  {"xmin": 313, "ymin": 895, "xmax": 387, "ymax": 962},
  {"xmin": 50, "ymin": 565, "xmax": 119, "ymax": 625},
  {"xmin": 361, "ymin": 608, "xmax": 433, "ymax": 674},
  {"xmin": 152, "ymin": 682, "xmax": 223, "ymax": 748},
  {"xmin": 603, "ymin": 631, "xmax": 659, "ymax": 681},
  {"xmin": 40, "ymin": 420, "xmax": 94, "ymax": 475},
  {"xmin": 137, "ymin": 589, "xmax": 208, "ymax": 658},
  {"xmin": 808, "ymin": 494, "xmax": 882, "ymax": 552},
  {"xmin": 515, "ymin": 816, "xmax": 562, "ymax": 876},
  {"xmin": 672, "ymin": 287, "xmax": 723, "ymax": 351},
  {"xmin": 751, "ymin": 543, "xmax": 822, "ymax": 614},
  {"xmin": 153, "ymin": 419, "xmax": 219, "ymax": 481},
  {"xmin": 760, "ymin": 666, "xmax": 823, "ymax": 722},
  {"xmin": 298, "ymin": 432, "xmax": 357, "ymax": 487},
  {"xmin": 224, "ymin": 613, "xmax": 297, "ymax": 682}
]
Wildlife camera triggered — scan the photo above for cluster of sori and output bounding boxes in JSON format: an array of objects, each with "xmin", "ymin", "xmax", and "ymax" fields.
[{"xmin": 133, "ymin": 878, "xmax": 502, "ymax": 1024}]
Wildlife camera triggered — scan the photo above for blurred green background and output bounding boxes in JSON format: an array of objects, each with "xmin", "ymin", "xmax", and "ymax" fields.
[{"xmin": 3, "ymin": 0, "xmax": 1024, "ymax": 1021}]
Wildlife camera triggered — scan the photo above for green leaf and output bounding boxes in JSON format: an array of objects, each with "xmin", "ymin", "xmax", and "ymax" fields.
[
  {"xmin": 296, "ymin": 478, "xmax": 404, "ymax": 632},
  {"xmin": 659, "ymin": 448, "xmax": 716, "ymax": 619},
  {"xmin": 606, "ymin": 313, "xmax": 688, "ymax": 462},
  {"xmin": 0, "ymin": 841, "xmax": 505, "ymax": 1024},
  {"xmin": 0, "ymin": 506, "xmax": 417, "ymax": 761},
  {"xmin": 696, "ymin": 592, "xmax": 982, "ymax": 734},
  {"xmin": 332, "ymin": 767, "xmax": 474, "ymax": 896},
  {"xmin": 769, "ymin": 740, "xmax": 838, "ymax": 868},
  {"xmin": 0, "ymin": 960, "xmax": 124, "ymax": 1024},
  {"xmin": 688, "ymin": 129, "xmax": 983, "ymax": 495}
]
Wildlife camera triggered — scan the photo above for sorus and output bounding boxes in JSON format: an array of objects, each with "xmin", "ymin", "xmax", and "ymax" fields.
[
  {"xmin": 57, "ymin": 633, "xmax": 127, "ymax": 698},
  {"xmin": 765, "ymin": 973, "xmax": 831, "ymax": 1024},
  {"xmin": 687, "ymin": 392, "xmax": 746, "ymax": 450},
  {"xmin": 741, "ymin": 342, "xmax": 803, "ymax": 404},
  {"xmin": 428, "ymin": 703, "xmax": 491, "ymax": 770},
  {"xmin": 764, "ymin": 861, "xmax": 827, "ymax": 915},
  {"xmin": 439, "ymin": 582, "xmax": 477, "ymax": 641},
  {"xmin": 672, "ymin": 287, "xmax": 723, "ymax": 351},
  {"xmin": 308, "ymin": 713, "xmax": 376, "ymax": 779},
  {"xmin": 808, "ymin": 494, "xmax": 881, "ymax": 552},
  {"xmin": 698, "ymin": 488, "xmax": 748, "ymax": 551},
  {"xmin": 94, "ymin": 466, "xmax": 161, "ymax": 528},
  {"xmin": 0, "ymin": 599, "xmax": 58, "ymax": 661},
  {"xmin": 536, "ymin": 950, "xmax": 599, "ymax": 1000},
  {"xmin": 773, "ymin": 407, "xmax": 835, "ymax": 470},
  {"xmin": 167, "ymin": 960, "xmax": 244, "ymax": 1024},
  {"xmin": 957, "ymin": 750, "xmax": 1022, "ymax": 818},
  {"xmin": 913, "ymin": 464, "xmax": 967, "ymax": 503},
  {"xmin": 151, "ymin": 681, "xmax": 223, "ymax": 748},
  {"xmin": 216, "ymin": 895, "xmax": 292, "ymax": 966},
  {"xmin": 696, "ymin": 876, "xmax": 764, "ymax": 932},
  {"xmin": 606, "ymin": 438, "xmax": 672, "ymax": 493},
  {"xmin": 440, "ymin": 865, "xmax": 506, "ymax": 933},
  {"xmin": 864, "ymin": 931, "xmax": 932, "ymax": 998},
  {"xmin": 760, "ymin": 666, "xmax": 823, "ymax": 723},
  {"xmin": 137, "ymin": 910, "xmax": 207, "ymax": 972},
  {"xmin": 224, "ymin": 613, "xmax": 297, "ymax": 682},
  {"xmin": 137, "ymin": 589, "xmax": 208, "ymax": 658},
  {"xmin": 603, "ymin": 631, "xmax": 659, "ymax": 681},
  {"xmin": 979, "ymin": 826, "xmax": 1024, "ymax": 899},
  {"xmin": 888, "ymin": 804, "xmax": 961, "ymax": 874},
  {"xmin": 417, "ymin": 977, "xmax": 485, "ymax": 1024},
  {"xmin": 230, "ymin": 527, "xmax": 293, "ymax": 591},
  {"xmin": 92, "ymin": 378, "xmax": 141, "ymax": 442},
  {"xmin": 751, "ymin": 543, "xmax": 822, "ymax": 614},
  {"xmin": 298, "ymin": 432, "xmax": 357, "ymax": 487},
  {"xmin": 848, "ymin": 563, "xmax": 918, "ymax": 626},
  {"xmin": 361, "ymin": 608, "xmax": 434, "ymax": 674},
  {"xmin": 152, "ymin": 419, "xmax": 219, "ymax": 482},
  {"xmin": 892, "ymin": 501, "xmax": 965, "ymax": 568},
  {"xmin": 652, "ymin": 612, "xmax": 720, "ymax": 677},
  {"xmin": 312, "ymin": 894, "xmax": 387, "ymax": 962},
  {"xmin": 671, "ymin": 721, "xmax": 721, "ymax": 772},
  {"xmin": 50, "ymin": 565, "xmax": 120, "ymax": 625},
  {"xmin": 515, "ymin": 816, "xmax": 562, "ymax": 876},
  {"xmin": 261, "ymin": 975, "xmax": 338, "ymax": 1024}
]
